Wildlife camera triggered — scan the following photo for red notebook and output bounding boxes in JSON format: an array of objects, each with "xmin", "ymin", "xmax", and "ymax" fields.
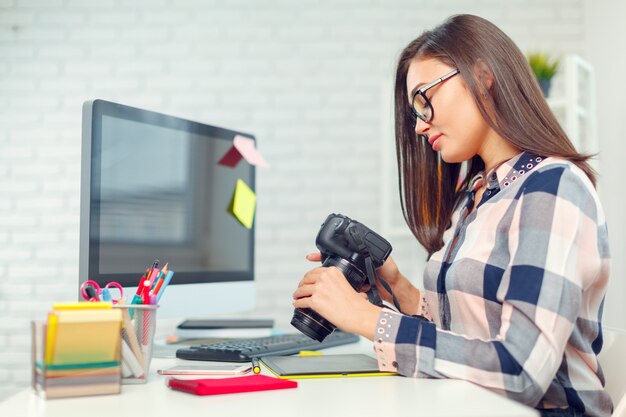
[{"xmin": 167, "ymin": 375, "xmax": 298, "ymax": 396}]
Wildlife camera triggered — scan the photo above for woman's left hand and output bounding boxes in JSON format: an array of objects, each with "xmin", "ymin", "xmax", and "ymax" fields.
[{"xmin": 292, "ymin": 266, "xmax": 381, "ymax": 339}]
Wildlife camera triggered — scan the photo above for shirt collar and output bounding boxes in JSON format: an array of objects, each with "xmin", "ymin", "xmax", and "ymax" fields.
[
  {"xmin": 489, "ymin": 151, "xmax": 545, "ymax": 190},
  {"xmin": 467, "ymin": 151, "xmax": 545, "ymax": 194}
]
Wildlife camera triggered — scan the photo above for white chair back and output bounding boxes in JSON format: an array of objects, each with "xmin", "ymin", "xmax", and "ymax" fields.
[{"xmin": 598, "ymin": 326, "xmax": 626, "ymax": 417}]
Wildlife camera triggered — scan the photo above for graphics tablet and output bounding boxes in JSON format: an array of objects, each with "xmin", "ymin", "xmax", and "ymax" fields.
[{"xmin": 260, "ymin": 353, "xmax": 398, "ymax": 379}]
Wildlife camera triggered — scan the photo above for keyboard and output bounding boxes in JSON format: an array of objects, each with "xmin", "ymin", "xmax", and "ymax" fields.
[{"xmin": 175, "ymin": 331, "xmax": 360, "ymax": 362}]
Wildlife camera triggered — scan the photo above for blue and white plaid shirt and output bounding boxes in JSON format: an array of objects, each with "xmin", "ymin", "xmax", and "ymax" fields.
[{"xmin": 374, "ymin": 152, "xmax": 611, "ymax": 417}]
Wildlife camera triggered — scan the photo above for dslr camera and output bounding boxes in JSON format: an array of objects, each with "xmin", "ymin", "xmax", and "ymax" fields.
[{"xmin": 291, "ymin": 213, "xmax": 392, "ymax": 342}]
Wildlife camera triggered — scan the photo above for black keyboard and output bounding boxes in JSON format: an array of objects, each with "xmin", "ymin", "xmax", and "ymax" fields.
[{"xmin": 175, "ymin": 331, "xmax": 360, "ymax": 362}]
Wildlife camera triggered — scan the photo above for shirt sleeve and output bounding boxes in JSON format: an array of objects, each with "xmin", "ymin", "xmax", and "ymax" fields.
[
  {"xmin": 415, "ymin": 294, "xmax": 432, "ymax": 320},
  {"xmin": 373, "ymin": 165, "xmax": 605, "ymax": 406}
]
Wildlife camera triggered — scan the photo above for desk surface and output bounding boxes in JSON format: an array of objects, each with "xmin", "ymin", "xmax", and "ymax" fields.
[{"xmin": 0, "ymin": 338, "xmax": 538, "ymax": 417}]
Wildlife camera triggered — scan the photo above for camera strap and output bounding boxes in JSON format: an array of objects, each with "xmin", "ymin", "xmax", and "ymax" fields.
[
  {"xmin": 348, "ymin": 228, "xmax": 403, "ymax": 312},
  {"xmin": 375, "ymin": 274, "xmax": 403, "ymax": 312},
  {"xmin": 363, "ymin": 253, "xmax": 383, "ymax": 306}
]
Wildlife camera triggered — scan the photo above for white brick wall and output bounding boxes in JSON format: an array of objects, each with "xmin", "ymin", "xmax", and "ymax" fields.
[{"xmin": 0, "ymin": 0, "xmax": 587, "ymax": 400}]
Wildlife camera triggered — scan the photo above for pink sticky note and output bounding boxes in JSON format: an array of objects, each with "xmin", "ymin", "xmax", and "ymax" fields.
[
  {"xmin": 233, "ymin": 135, "xmax": 269, "ymax": 168},
  {"xmin": 218, "ymin": 135, "xmax": 269, "ymax": 168},
  {"xmin": 218, "ymin": 146, "xmax": 243, "ymax": 167}
]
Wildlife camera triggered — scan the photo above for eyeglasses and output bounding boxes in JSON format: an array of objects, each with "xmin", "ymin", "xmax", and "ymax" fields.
[{"xmin": 410, "ymin": 68, "xmax": 460, "ymax": 124}]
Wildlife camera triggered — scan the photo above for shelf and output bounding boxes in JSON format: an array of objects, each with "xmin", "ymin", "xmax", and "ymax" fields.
[{"xmin": 546, "ymin": 54, "xmax": 597, "ymax": 155}]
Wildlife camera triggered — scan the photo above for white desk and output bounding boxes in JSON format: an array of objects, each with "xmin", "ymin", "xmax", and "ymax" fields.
[{"xmin": 0, "ymin": 338, "xmax": 538, "ymax": 417}]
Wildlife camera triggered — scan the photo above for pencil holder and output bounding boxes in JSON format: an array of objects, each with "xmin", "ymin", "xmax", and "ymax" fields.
[{"xmin": 113, "ymin": 304, "xmax": 159, "ymax": 384}]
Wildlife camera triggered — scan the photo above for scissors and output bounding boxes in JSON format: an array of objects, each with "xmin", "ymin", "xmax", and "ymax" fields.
[{"xmin": 80, "ymin": 280, "xmax": 124, "ymax": 304}]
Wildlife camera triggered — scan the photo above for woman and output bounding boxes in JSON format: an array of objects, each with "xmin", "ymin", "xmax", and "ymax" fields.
[{"xmin": 292, "ymin": 14, "xmax": 611, "ymax": 417}]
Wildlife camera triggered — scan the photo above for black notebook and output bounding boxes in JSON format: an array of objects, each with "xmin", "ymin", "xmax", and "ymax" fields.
[{"xmin": 260, "ymin": 354, "xmax": 397, "ymax": 379}]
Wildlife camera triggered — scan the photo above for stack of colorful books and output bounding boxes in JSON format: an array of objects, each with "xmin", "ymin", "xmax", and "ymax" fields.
[{"xmin": 32, "ymin": 302, "xmax": 122, "ymax": 399}]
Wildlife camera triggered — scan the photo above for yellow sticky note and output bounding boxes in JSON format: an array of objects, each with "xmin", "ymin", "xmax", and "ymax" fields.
[
  {"xmin": 227, "ymin": 179, "xmax": 256, "ymax": 229},
  {"xmin": 45, "ymin": 313, "xmax": 59, "ymax": 365},
  {"xmin": 49, "ymin": 309, "xmax": 122, "ymax": 365}
]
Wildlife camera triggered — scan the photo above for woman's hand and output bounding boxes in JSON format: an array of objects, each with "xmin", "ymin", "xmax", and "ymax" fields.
[
  {"xmin": 304, "ymin": 252, "xmax": 323, "ymax": 262},
  {"xmin": 373, "ymin": 256, "xmax": 402, "ymax": 302},
  {"xmin": 292, "ymin": 265, "xmax": 381, "ymax": 339},
  {"xmin": 376, "ymin": 257, "xmax": 422, "ymax": 315},
  {"xmin": 305, "ymin": 252, "xmax": 420, "ymax": 316},
  {"xmin": 306, "ymin": 253, "xmax": 403, "ymax": 304}
]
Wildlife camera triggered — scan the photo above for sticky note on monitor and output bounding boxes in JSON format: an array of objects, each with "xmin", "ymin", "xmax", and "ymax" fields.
[
  {"xmin": 227, "ymin": 179, "xmax": 256, "ymax": 229},
  {"xmin": 219, "ymin": 135, "xmax": 269, "ymax": 168}
]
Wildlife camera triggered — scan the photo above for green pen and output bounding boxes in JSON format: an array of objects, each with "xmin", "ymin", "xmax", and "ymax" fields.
[{"xmin": 251, "ymin": 357, "xmax": 261, "ymax": 374}]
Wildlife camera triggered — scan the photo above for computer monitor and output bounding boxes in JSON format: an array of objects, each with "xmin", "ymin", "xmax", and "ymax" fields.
[{"xmin": 79, "ymin": 99, "xmax": 256, "ymax": 319}]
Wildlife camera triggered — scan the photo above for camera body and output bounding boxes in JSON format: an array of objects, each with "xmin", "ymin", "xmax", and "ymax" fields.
[{"xmin": 291, "ymin": 213, "xmax": 392, "ymax": 341}]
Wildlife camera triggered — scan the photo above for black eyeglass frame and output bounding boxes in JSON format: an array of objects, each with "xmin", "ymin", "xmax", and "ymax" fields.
[{"xmin": 410, "ymin": 68, "xmax": 460, "ymax": 124}]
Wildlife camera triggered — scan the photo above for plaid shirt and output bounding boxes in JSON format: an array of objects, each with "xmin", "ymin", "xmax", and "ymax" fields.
[{"xmin": 374, "ymin": 152, "xmax": 611, "ymax": 417}]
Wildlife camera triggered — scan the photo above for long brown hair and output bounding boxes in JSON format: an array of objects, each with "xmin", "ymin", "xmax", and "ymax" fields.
[{"xmin": 394, "ymin": 14, "xmax": 596, "ymax": 254}]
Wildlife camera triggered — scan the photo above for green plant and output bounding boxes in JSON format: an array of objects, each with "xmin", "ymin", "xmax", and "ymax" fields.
[{"xmin": 527, "ymin": 52, "xmax": 560, "ymax": 80}]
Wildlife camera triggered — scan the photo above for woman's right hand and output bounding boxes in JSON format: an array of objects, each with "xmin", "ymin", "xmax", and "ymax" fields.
[{"xmin": 305, "ymin": 253, "xmax": 405, "ymax": 306}]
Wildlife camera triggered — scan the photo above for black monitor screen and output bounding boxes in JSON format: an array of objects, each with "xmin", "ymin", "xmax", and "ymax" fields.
[{"xmin": 83, "ymin": 100, "xmax": 255, "ymax": 287}]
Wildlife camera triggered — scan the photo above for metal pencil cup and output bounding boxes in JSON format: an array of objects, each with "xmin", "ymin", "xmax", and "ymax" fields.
[{"xmin": 113, "ymin": 304, "xmax": 158, "ymax": 384}]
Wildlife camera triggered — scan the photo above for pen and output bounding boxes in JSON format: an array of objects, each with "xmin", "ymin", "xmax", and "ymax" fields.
[
  {"xmin": 251, "ymin": 357, "xmax": 261, "ymax": 374},
  {"xmin": 130, "ymin": 268, "xmax": 150, "ymax": 318},
  {"xmin": 299, "ymin": 351, "xmax": 323, "ymax": 357},
  {"xmin": 147, "ymin": 259, "xmax": 160, "ymax": 285},
  {"xmin": 131, "ymin": 269, "xmax": 150, "ymax": 305},
  {"xmin": 101, "ymin": 287, "xmax": 111, "ymax": 302},
  {"xmin": 155, "ymin": 270, "xmax": 175, "ymax": 303},
  {"xmin": 151, "ymin": 263, "xmax": 169, "ymax": 293},
  {"xmin": 141, "ymin": 280, "xmax": 152, "ymax": 304},
  {"xmin": 84, "ymin": 284, "xmax": 100, "ymax": 301}
]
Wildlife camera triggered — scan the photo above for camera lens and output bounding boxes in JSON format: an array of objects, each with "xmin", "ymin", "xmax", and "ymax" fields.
[
  {"xmin": 290, "ymin": 308, "xmax": 335, "ymax": 342},
  {"xmin": 291, "ymin": 256, "xmax": 368, "ymax": 341},
  {"xmin": 321, "ymin": 256, "xmax": 368, "ymax": 291}
]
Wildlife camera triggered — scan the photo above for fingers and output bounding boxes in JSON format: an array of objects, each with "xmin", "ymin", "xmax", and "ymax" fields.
[
  {"xmin": 297, "ymin": 266, "xmax": 337, "ymax": 287},
  {"xmin": 292, "ymin": 297, "xmax": 311, "ymax": 309},
  {"xmin": 293, "ymin": 284, "xmax": 314, "ymax": 300},
  {"xmin": 292, "ymin": 266, "xmax": 345, "ymax": 301},
  {"xmin": 293, "ymin": 268, "xmax": 323, "ymax": 299},
  {"xmin": 297, "ymin": 268, "xmax": 318, "ymax": 288},
  {"xmin": 305, "ymin": 252, "xmax": 322, "ymax": 262}
]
